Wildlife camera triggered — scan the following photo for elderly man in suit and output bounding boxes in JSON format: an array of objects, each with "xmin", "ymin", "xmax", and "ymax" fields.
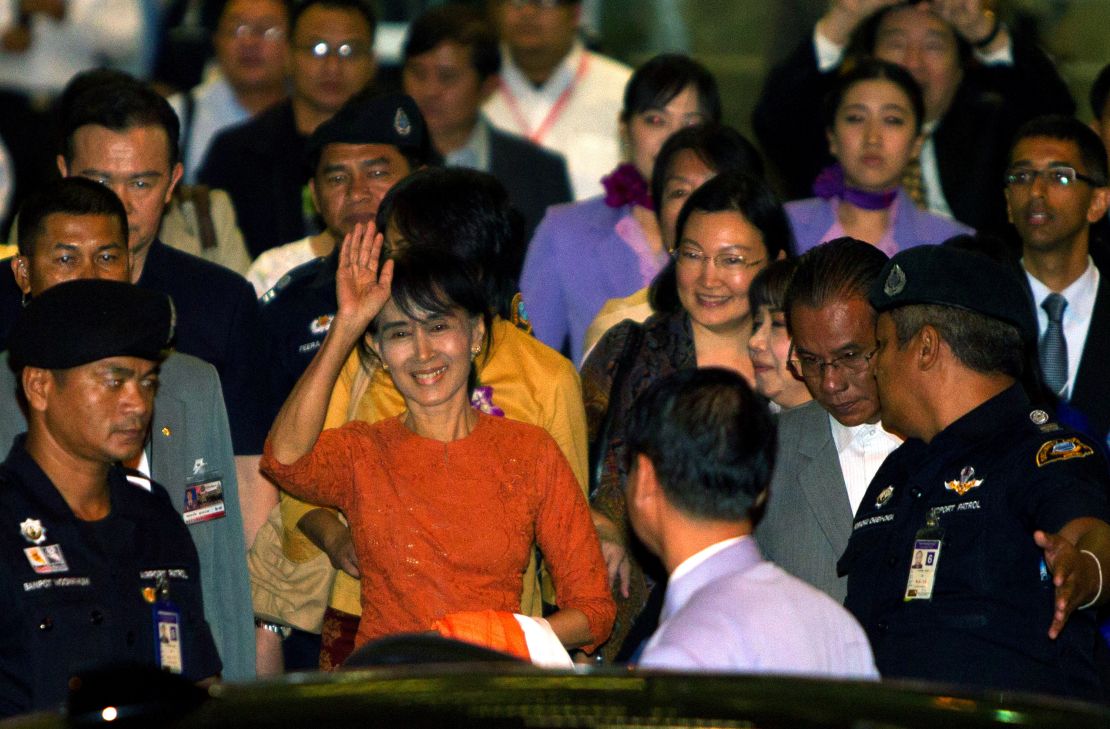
[
  {"xmin": 758, "ymin": 237, "xmax": 899, "ymax": 602},
  {"xmin": 0, "ymin": 178, "xmax": 255, "ymax": 680},
  {"xmin": 625, "ymin": 367, "xmax": 877, "ymax": 676}
]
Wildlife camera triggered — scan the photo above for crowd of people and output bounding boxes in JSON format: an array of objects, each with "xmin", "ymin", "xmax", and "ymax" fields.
[{"xmin": 2, "ymin": 0, "xmax": 1110, "ymax": 718}]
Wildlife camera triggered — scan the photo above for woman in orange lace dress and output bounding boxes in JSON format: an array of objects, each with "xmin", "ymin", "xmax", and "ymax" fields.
[{"xmin": 261, "ymin": 228, "xmax": 614, "ymax": 654}]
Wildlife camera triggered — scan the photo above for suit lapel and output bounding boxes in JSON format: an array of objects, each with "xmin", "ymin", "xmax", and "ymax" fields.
[
  {"xmin": 795, "ymin": 406, "xmax": 853, "ymax": 556},
  {"xmin": 150, "ymin": 383, "xmax": 187, "ymax": 510},
  {"xmin": 1070, "ymin": 269, "xmax": 1110, "ymax": 438}
]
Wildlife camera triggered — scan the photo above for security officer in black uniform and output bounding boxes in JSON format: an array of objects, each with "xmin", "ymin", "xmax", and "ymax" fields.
[
  {"xmin": 0, "ymin": 280, "xmax": 221, "ymax": 717},
  {"xmin": 839, "ymin": 244, "xmax": 1110, "ymax": 699},
  {"xmin": 260, "ymin": 92, "xmax": 432, "ymax": 414}
]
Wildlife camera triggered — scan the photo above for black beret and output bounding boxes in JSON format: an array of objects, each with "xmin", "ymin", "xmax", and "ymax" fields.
[
  {"xmin": 306, "ymin": 93, "xmax": 429, "ymax": 172},
  {"xmin": 868, "ymin": 245, "xmax": 1036, "ymax": 342},
  {"xmin": 9, "ymin": 279, "xmax": 175, "ymax": 371}
]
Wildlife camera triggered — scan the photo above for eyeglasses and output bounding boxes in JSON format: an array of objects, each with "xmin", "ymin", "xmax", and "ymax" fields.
[
  {"xmin": 673, "ymin": 246, "xmax": 765, "ymax": 273},
  {"xmin": 295, "ymin": 41, "xmax": 372, "ymax": 60},
  {"xmin": 789, "ymin": 347, "xmax": 878, "ymax": 380},
  {"xmin": 220, "ymin": 23, "xmax": 285, "ymax": 41},
  {"xmin": 1004, "ymin": 166, "xmax": 1104, "ymax": 189}
]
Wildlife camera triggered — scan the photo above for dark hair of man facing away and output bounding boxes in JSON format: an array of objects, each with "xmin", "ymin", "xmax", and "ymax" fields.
[
  {"xmin": 291, "ymin": 0, "xmax": 377, "ymax": 36},
  {"xmin": 375, "ymin": 166, "xmax": 524, "ymax": 320},
  {"xmin": 16, "ymin": 178, "xmax": 128, "ymax": 257},
  {"xmin": 625, "ymin": 367, "xmax": 777, "ymax": 524},
  {"xmin": 783, "ymin": 236, "xmax": 889, "ymax": 332},
  {"xmin": 59, "ymin": 74, "xmax": 181, "ymax": 168},
  {"xmin": 402, "ymin": 4, "xmax": 500, "ymax": 79},
  {"xmin": 1010, "ymin": 114, "xmax": 1109, "ymax": 186}
]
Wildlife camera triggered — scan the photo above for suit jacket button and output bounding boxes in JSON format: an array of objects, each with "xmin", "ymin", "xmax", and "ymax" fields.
[{"xmin": 39, "ymin": 617, "xmax": 53, "ymax": 631}]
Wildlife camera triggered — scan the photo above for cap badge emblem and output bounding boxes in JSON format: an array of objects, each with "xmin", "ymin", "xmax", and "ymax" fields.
[
  {"xmin": 20, "ymin": 518, "xmax": 46, "ymax": 545},
  {"xmin": 394, "ymin": 108, "xmax": 412, "ymax": 137},
  {"xmin": 883, "ymin": 264, "xmax": 906, "ymax": 296}
]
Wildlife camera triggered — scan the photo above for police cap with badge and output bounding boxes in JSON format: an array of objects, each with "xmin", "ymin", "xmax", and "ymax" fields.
[
  {"xmin": 867, "ymin": 244, "xmax": 1037, "ymax": 344},
  {"xmin": 870, "ymin": 245, "xmax": 1099, "ymax": 470},
  {"xmin": 304, "ymin": 91, "xmax": 431, "ymax": 177},
  {"xmin": 9, "ymin": 279, "xmax": 175, "ymax": 371}
]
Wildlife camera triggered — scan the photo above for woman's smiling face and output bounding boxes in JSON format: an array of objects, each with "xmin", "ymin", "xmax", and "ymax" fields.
[
  {"xmin": 675, "ymin": 209, "xmax": 769, "ymax": 335},
  {"xmin": 372, "ymin": 299, "xmax": 484, "ymax": 415}
]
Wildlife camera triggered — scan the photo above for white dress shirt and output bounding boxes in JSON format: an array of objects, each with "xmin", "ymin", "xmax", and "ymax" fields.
[
  {"xmin": 1025, "ymin": 257, "xmax": 1099, "ymax": 400},
  {"xmin": 829, "ymin": 415, "xmax": 902, "ymax": 514},
  {"xmin": 170, "ymin": 75, "xmax": 254, "ymax": 183},
  {"xmin": 0, "ymin": 0, "xmax": 142, "ymax": 97},
  {"xmin": 443, "ymin": 117, "xmax": 491, "ymax": 172},
  {"xmin": 484, "ymin": 41, "xmax": 630, "ymax": 200}
]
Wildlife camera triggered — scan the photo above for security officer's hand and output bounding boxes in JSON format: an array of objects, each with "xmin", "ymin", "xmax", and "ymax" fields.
[
  {"xmin": 335, "ymin": 221, "xmax": 393, "ymax": 330},
  {"xmin": 1035, "ymin": 528, "xmax": 1099, "ymax": 639}
]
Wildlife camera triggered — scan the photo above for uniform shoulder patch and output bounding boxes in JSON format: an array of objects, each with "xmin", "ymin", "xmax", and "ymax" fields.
[{"xmin": 1035, "ymin": 437, "xmax": 1094, "ymax": 467}]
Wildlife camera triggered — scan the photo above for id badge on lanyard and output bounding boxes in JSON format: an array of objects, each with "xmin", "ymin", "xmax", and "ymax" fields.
[
  {"xmin": 150, "ymin": 573, "xmax": 183, "ymax": 674},
  {"xmin": 905, "ymin": 508, "xmax": 944, "ymax": 601}
]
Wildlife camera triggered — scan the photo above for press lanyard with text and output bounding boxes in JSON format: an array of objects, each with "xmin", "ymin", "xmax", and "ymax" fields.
[{"xmin": 498, "ymin": 52, "xmax": 590, "ymax": 145}]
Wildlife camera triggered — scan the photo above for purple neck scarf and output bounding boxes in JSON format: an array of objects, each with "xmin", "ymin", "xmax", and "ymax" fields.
[
  {"xmin": 602, "ymin": 163, "xmax": 654, "ymax": 211},
  {"xmin": 813, "ymin": 164, "xmax": 897, "ymax": 211}
]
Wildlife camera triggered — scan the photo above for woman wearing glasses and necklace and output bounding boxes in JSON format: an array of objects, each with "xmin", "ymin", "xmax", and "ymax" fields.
[{"xmin": 581, "ymin": 171, "xmax": 795, "ymax": 661}]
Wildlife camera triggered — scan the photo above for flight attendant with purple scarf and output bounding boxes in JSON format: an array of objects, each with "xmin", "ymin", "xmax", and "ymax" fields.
[
  {"xmin": 786, "ymin": 59, "xmax": 971, "ymax": 256},
  {"xmin": 520, "ymin": 54, "xmax": 721, "ymax": 364}
]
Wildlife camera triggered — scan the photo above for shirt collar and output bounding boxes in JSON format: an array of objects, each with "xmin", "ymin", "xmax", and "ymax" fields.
[
  {"xmin": 669, "ymin": 536, "xmax": 746, "ymax": 583},
  {"xmin": 1024, "ymin": 255, "xmax": 1099, "ymax": 320},
  {"xmin": 661, "ymin": 537, "xmax": 760, "ymax": 624},
  {"xmin": 931, "ymin": 383, "xmax": 1028, "ymax": 449},
  {"xmin": 444, "ymin": 118, "xmax": 490, "ymax": 171},
  {"xmin": 829, "ymin": 415, "xmax": 896, "ymax": 454}
]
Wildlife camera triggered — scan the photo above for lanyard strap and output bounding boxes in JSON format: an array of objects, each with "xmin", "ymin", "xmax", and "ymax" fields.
[{"xmin": 498, "ymin": 52, "xmax": 590, "ymax": 145}]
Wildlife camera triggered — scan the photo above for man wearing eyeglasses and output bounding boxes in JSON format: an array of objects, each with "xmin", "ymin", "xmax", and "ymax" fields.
[
  {"xmin": 1005, "ymin": 115, "xmax": 1110, "ymax": 441},
  {"xmin": 199, "ymin": 0, "xmax": 377, "ymax": 259},
  {"xmin": 839, "ymin": 244, "xmax": 1110, "ymax": 698},
  {"xmin": 757, "ymin": 238, "xmax": 899, "ymax": 603},
  {"xmin": 170, "ymin": 0, "xmax": 291, "ymax": 183}
]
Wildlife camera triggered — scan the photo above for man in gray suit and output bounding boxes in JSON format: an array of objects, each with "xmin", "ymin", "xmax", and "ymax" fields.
[
  {"xmin": 0, "ymin": 179, "xmax": 255, "ymax": 679},
  {"xmin": 759, "ymin": 237, "xmax": 899, "ymax": 602}
]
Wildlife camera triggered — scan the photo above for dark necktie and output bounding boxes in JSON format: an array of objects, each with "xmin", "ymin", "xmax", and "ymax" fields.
[{"xmin": 1039, "ymin": 292, "xmax": 1068, "ymax": 395}]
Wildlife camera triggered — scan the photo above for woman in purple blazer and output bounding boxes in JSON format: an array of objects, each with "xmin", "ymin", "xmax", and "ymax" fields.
[
  {"xmin": 520, "ymin": 54, "xmax": 721, "ymax": 364},
  {"xmin": 786, "ymin": 59, "xmax": 971, "ymax": 257}
]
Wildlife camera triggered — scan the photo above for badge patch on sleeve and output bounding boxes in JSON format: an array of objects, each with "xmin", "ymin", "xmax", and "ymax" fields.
[{"xmin": 1035, "ymin": 437, "xmax": 1094, "ymax": 467}]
